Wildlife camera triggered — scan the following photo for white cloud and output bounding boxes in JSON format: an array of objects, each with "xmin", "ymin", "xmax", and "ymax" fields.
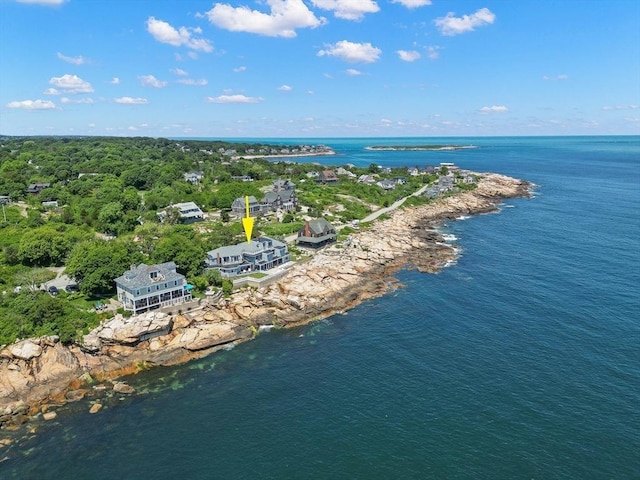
[
  {"xmin": 43, "ymin": 88, "xmax": 60, "ymax": 95},
  {"xmin": 310, "ymin": 0, "xmax": 379, "ymax": 21},
  {"xmin": 390, "ymin": 0, "xmax": 431, "ymax": 8},
  {"xmin": 479, "ymin": 105, "xmax": 508, "ymax": 114},
  {"xmin": 110, "ymin": 77, "xmax": 120, "ymax": 85},
  {"xmin": 178, "ymin": 78, "xmax": 208, "ymax": 86},
  {"xmin": 234, "ymin": 66, "xmax": 247, "ymax": 73},
  {"xmin": 56, "ymin": 52, "xmax": 88, "ymax": 65},
  {"xmin": 171, "ymin": 68, "xmax": 188, "ymax": 76},
  {"xmin": 146, "ymin": 17, "xmax": 213, "ymax": 52},
  {"xmin": 346, "ymin": 68, "xmax": 363, "ymax": 76},
  {"xmin": 543, "ymin": 74, "xmax": 569, "ymax": 81},
  {"xmin": 6, "ymin": 99, "xmax": 56, "ymax": 109},
  {"xmin": 205, "ymin": 0, "xmax": 325, "ymax": 38},
  {"xmin": 115, "ymin": 97, "xmax": 149, "ymax": 104},
  {"xmin": 397, "ymin": 50, "xmax": 420, "ymax": 62},
  {"xmin": 278, "ymin": 84, "xmax": 293, "ymax": 91},
  {"xmin": 434, "ymin": 8, "xmax": 495, "ymax": 36},
  {"xmin": 602, "ymin": 104, "xmax": 639, "ymax": 111},
  {"xmin": 206, "ymin": 94, "xmax": 264, "ymax": 103},
  {"xmin": 16, "ymin": 0, "xmax": 66, "ymax": 5},
  {"xmin": 426, "ymin": 45, "xmax": 441, "ymax": 59},
  {"xmin": 318, "ymin": 40, "xmax": 381, "ymax": 63},
  {"xmin": 60, "ymin": 97, "xmax": 94, "ymax": 104},
  {"xmin": 49, "ymin": 74, "xmax": 94, "ymax": 93},
  {"xmin": 139, "ymin": 75, "xmax": 168, "ymax": 88}
]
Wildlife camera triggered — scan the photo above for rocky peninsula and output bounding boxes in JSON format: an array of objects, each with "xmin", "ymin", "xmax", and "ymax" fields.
[{"xmin": 0, "ymin": 172, "xmax": 533, "ymax": 434}]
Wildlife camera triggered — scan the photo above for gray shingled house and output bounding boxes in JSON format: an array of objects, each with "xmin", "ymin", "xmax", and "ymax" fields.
[
  {"xmin": 114, "ymin": 262, "xmax": 192, "ymax": 315},
  {"xmin": 296, "ymin": 218, "xmax": 337, "ymax": 247},
  {"xmin": 205, "ymin": 237, "xmax": 290, "ymax": 277}
]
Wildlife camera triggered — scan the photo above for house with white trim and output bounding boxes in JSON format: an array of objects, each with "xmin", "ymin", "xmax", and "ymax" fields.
[
  {"xmin": 114, "ymin": 262, "xmax": 192, "ymax": 315},
  {"xmin": 205, "ymin": 237, "xmax": 290, "ymax": 278}
]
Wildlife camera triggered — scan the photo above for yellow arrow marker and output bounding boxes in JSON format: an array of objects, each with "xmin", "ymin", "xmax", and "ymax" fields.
[{"xmin": 241, "ymin": 195, "xmax": 254, "ymax": 243}]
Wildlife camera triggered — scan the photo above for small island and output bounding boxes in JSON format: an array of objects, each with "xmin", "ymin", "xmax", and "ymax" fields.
[{"xmin": 365, "ymin": 145, "xmax": 476, "ymax": 151}]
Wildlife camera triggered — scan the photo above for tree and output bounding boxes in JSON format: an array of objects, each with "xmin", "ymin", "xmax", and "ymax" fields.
[
  {"xmin": 66, "ymin": 239, "xmax": 140, "ymax": 296},
  {"xmin": 204, "ymin": 268, "xmax": 222, "ymax": 287},
  {"xmin": 151, "ymin": 231, "xmax": 206, "ymax": 278},
  {"xmin": 97, "ymin": 201, "xmax": 124, "ymax": 234}
]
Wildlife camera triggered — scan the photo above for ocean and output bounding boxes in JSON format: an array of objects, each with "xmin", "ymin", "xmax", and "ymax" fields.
[{"xmin": 3, "ymin": 136, "xmax": 639, "ymax": 479}]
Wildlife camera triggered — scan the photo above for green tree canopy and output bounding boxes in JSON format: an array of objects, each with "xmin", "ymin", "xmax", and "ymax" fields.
[{"xmin": 66, "ymin": 239, "xmax": 140, "ymax": 295}]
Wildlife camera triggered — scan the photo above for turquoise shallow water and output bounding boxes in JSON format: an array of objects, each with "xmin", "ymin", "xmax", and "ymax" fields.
[{"xmin": 3, "ymin": 136, "xmax": 639, "ymax": 479}]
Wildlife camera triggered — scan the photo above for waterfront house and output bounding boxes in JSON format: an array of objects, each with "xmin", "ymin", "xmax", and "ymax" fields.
[
  {"xmin": 205, "ymin": 237, "xmax": 290, "ymax": 278},
  {"xmin": 157, "ymin": 201, "xmax": 204, "ymax": 223},
  {"xmin": 114, "ymin": 262, "xmax": 192, "ymax": 315},
  {"xmin": 296, "ymin": 218, "xmax": 337, "ymax": 247}
]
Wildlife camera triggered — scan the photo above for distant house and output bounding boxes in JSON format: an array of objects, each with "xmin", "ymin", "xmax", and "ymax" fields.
[
  {"xmin": 0, "ymin": 195, "xmax": 10, "ymax": 205},
  {"xmin": 157, "ymin": 201, "xmax": 204, "ymax": 223},
  {"xmin": 377, "ymin": 180, "xmax": 396, "ymax": 191},
  {"xmin": 231, "ymin": 175, "xmax": 253, "ymax": 182},
  {"xmin": 231, "ymin": 196, "xmax": 262, "ymax": 216},
  {"xmin": 296, "ymin": 218, "xmax": 337, "ymax": 247},
  {"xmin": 261, "ymin": 190, "xmax": 297, "ymax": 212},
  {"xmin": 26, "ymin": 183, "xmax": 50, "ymax": 195},
  {"xmin": 41, "ymin": 200, "xmax": 59, "ymax": 208},
  {"xmin": 273, "ymin": 179, "xmax": 296, "ymax": 191},
  {"xmin": 184, "ymin": 171, "xmax": 204, "ymax": 184},
  {"xmin": 440, "ymin": 162, "xmax": 459, "ymax": 172},
  {"xmin": 114, "ymin": 262, "xmax": 192, "ymax": 316},
  {"xmin": 205, "ymin": 237, "xmax": 290, "ymax": 278},
  {"xmin": 336, "ymin": 167, "xmax": 356, "ymax": 178},
  {"xmin": 358, "ymin": 174, "xmax": 376, "ymax": 185},
  {"xmin": 459, "ymin": 173, "xmax": 476, "ymax": 184},
  {"xmin": 317, "ymin": 170, "xmax": 338, "ymax": 184}
]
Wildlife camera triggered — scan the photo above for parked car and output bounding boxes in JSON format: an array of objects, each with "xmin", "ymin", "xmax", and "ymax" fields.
[
  {"xmin": 65, "ymin": 284, "xmax": 79, "ymax": 293},
  {"xmin": 48, "ymin": 286, "xmax": 59, "ymax": 296}
]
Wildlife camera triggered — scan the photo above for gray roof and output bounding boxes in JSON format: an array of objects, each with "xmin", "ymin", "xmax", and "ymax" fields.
[
  {"xmin": 232, "ymin": 196, "xmax": 259, "ymax": 209},
  {"xmin": 206, "ymin": 237, "xmax": 287, "ymax": 260},
  {"xmin": 114, "ymin": 262, "xmax": 185, "ymax": 290}
]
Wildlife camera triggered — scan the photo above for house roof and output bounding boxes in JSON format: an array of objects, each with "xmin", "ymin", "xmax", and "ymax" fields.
[
  {"xmin": 232, "ymin": 196, "xmax": 259, "ymax": 207},
  {"xmin": 114, "ymin": 262, "xmax": 185, "ymax": 290},
  {"xmin": 206, "ymin": 237, "xmax": 287, "ymax": 260}
]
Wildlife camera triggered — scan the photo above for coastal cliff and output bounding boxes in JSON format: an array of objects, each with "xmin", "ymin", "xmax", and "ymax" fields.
[{"xmin": 0, "ymin": 173, "xmax": 532, "ymax": 431}]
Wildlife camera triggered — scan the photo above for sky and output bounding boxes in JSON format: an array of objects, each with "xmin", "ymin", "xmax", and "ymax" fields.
[{"xmin": 0, "ymin": 0, "xmax": 639, "ymax": 138}]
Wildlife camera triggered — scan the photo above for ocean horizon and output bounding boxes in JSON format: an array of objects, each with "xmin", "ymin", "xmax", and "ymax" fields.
[{"xmin": 3, "ymin": 135, "xmax": 639, "ymax": 479}]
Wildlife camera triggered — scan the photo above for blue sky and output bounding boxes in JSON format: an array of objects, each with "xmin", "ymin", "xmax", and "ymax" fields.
[{"xmin": 1, "ymin": 0, "xmax": 638, "ymax": 137}]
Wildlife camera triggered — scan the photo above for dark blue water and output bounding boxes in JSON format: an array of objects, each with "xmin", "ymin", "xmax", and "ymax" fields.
[{"xmin": 4, "ymin": 136, "xmax": 639, "ymax": 479}]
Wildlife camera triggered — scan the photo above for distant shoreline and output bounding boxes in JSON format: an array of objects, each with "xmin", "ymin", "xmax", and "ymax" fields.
[
  {"xmin": 233, "ymin": 151, "xmax": 337, "ymax": 160},
  {"xmin": 364, "ymin": 145, "xmax": 477, "ymax": 151}
]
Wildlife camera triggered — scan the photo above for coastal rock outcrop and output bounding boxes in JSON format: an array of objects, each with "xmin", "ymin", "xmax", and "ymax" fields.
[{"xmin": 0, "ymin": 172, "xmax": 533, "ymax": 430}]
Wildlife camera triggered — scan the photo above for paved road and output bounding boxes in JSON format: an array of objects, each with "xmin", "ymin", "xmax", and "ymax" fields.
[
  {"xmin": 284, "ymin": 184, "xmax": 429, "ymax": 244},
  {"xmin": 360, "ymin": 183, "xmax": 429, "ymax": 223}
]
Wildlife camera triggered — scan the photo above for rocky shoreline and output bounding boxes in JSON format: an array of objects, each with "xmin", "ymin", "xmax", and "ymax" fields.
[{"xmin": 0, "ymin": 172, "xmax": 533, "ymax": 436}]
